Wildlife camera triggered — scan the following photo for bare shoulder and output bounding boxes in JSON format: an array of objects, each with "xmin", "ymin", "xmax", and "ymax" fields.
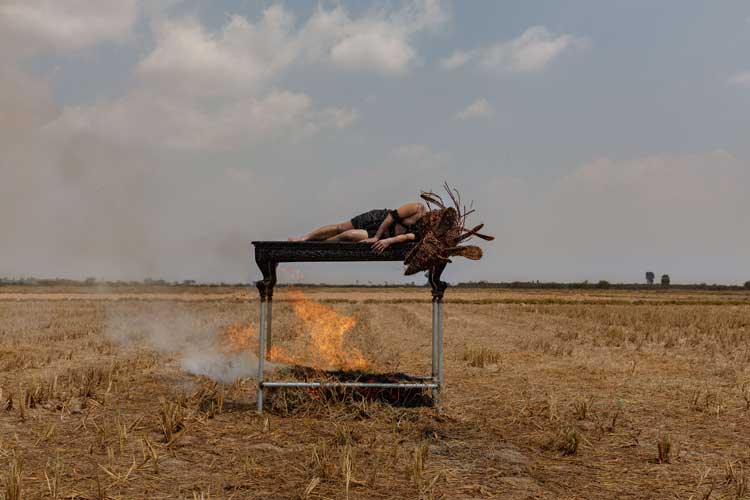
[{"xmin": 397, "ymin": 202, "xmax": 422, "ymax": 214}]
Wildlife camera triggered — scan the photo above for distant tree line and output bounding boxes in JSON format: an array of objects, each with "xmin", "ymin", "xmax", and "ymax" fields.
[
  {"xmin": 0, "ymin": 277, "xmax": 247, "ymax": 287},
  {"xmin": 453, "ymin": 280, "xmax": 749, "ymax": 291},
  {"xmin": 2, "ymin": 277, "xmax": 750, "ymax": 290}
]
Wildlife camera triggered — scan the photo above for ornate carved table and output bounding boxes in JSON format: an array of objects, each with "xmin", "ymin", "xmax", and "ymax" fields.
[{"xmin": 252, "ymin": 241, "xmax": 447, "ymax": 414}]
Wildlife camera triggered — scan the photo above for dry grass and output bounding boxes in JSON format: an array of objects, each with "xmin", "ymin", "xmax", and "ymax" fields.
[
  {"xmin": 462, "ymin": 345, "xmax": 501, "ymax": 368},
  {"xmin": 657, "ymin": 432, "xmax": 672, "ymax": 464},
  {"xmin": 4, "ymin": 457, "xmax": 22, "ymax": 500},
  {"xmin": 1, "ymin": 285, "xmax": 750, "ymax": 498}
]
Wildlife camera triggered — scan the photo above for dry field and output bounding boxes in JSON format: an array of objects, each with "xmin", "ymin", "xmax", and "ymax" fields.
[{"xmin": 2, "ymin": 285, "xmax": 750, "ymax": 499}]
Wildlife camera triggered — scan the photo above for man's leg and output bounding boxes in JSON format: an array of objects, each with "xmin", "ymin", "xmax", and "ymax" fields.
[
  {"xmin": 326, "ymin": 229, "xmax": 368, "ymax": 242},
  {"xmin": 289, "ymin": 220, "xmax": 354, "ymax": 241}
]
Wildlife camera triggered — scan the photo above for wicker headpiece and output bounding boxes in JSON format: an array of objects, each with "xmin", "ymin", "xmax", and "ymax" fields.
[{"xmin": 403, "ymin": 183, "xmax": 494, "ymax": 275}]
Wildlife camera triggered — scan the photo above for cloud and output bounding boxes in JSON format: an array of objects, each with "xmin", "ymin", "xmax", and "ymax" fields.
[
  {"xmin": 42, "ymin": 1, "xmax": 449, "ymax": 151},
  {"xmin": 52, "ymin": 88, "xmax": 331, "ymax": 151},
  {"xmin": 329, "ymin": 29, "xmax": 416, "ymax": 74},
  {"xmin": 728, "ymin": 71, "xmax": 750, "ymax": 87},
  {"xmin": 440, "ymin": 50, "xmax": 474, "ymax": 70},
  {"xmin": 455, "ymin": 98, "xmax": 493, "ymax": 120},
  {"xmin": 47, "ymin": 5, "xmax": 372, "ymax": 151},
  {"xmin": 138, "ymin": 9, "xmax": 299, "ymax": 97},
  {"xmin": 306, "ymin": 0, "xmax": 448, "ymax": 74},
  {"xmin": 478, "ymin": 151, "xmax": 750, "ymax": 282},
  {"xmin": 0, "ymin": 0, "xmax": 138, "ymax": 55},
  {"xmin": 441, "ymin": 26, "xmax": 584, "ymax": 74}
]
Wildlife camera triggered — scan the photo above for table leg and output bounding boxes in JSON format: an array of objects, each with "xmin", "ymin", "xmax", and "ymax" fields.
[
  {"xmin": 266, "ymin": 297, "xmax": 273, "ymax": 354},
  {"xmin": 257, "ymin": 299, "xmax": 266, "ymax": 414}
]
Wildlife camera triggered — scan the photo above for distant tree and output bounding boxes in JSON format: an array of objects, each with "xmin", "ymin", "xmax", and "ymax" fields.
[
  {"xmin": 597, "ymin": 280, "xmax": 610, "ymax": 289},
  {"xmin": 84, "ymin": 277, "xmax": 96, "ymax": 286},
  {"xmin": 645, "ymin": 271, "xmax": 655, "ymax": 285},
  {"xmin": 745, "ymin": 281, "xmax": 750, "ymax": 289},
  {"xmin": 661, "ymin": 274, "xmax": 670, "ymax": 286}
]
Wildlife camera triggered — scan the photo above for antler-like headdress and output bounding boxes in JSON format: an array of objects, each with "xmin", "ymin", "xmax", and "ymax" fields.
[{"xmin": 403, "ymin": 182, "xmax": 494, "ymax": 275}]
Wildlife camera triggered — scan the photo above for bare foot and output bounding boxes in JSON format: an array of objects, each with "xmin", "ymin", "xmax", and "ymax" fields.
[{"xmin": 288, "ymin": 236, "xmax": 307, "ymax": 242}]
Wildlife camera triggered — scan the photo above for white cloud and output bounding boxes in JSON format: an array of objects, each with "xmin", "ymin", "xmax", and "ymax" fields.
[
  {"xmin": 52, "ymin": 87, "xmax": 358, "ymax": 151},
  {"xmin": 442, "ymin": 26, "xmax": 584, "ymax": 74},
  {"xmin": 0, "ymin": 0, "xmax": 138, "ymax": 54},
  {"xmin": 42, "ymin": 2, "xmax": 448, "ymax": 150},
  {"xmin": 455, "ymin": 98, "xmax": 493, "ymax": 120},
  {"xmin": 440, "ymin": 50, "xmax": 475, "ymax": 70},
  {"xmin": 728, "ymin": 71, "xmax": 750, "ymax": 87},
  {"xmin": 320, "ymin": 107, "xmax": 360, "ymax": 130},
  {"xmin": 1, "ymin": 1, "xmax": 448, "ymax": 153},
  {"xmin": 329, "ymin": 29, "xmax": 416, "ymax": 74},
  {"xmin": 306, "ymin": 0, "xmax": 448, "ymax": 74},
  {"xmin": 138, "ymin": 8, "xmax": 299, "ymax": 97}
]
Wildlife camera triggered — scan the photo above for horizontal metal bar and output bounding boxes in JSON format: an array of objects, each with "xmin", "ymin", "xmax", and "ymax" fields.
[{"xmin": 262, "ymin": 381, "xmax": 438, "ymax": 389}]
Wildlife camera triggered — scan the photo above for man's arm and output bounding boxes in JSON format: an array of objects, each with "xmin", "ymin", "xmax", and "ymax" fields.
[
  {"xmin": 372, "ymin": 233, "xmax": 416, "ymax": 254},
  {"xmin": 371, "ymin": 213, "xmax": 395, "ymax": 240}
]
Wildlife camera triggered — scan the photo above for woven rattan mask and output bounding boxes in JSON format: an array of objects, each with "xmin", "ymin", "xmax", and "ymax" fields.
[{"xmin": 403, "ymin": 183, "xmax": 494, "ymax": 275}]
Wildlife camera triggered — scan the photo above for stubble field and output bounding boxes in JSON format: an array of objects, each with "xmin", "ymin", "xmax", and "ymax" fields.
[{"xmin": 2, "ymin": 285, "xmax": 750, "ymax": 499}]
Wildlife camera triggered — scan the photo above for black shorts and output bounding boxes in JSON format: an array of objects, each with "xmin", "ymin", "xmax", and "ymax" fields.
[{"xmin": 350, "ymin": 209, "xmax": 391, "ymax": 238}]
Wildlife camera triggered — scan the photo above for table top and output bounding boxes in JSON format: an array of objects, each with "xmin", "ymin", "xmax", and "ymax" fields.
[{"xmin": 252, "ymin": 241, "xmax": 417, "ymax": 262}]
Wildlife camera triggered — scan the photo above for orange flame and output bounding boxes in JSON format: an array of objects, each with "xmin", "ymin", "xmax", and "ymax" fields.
[
  {"xmin": 222, "ymin": 323, "xmax": 257, "ymax": 354},
  {"xmin": 288, "ymin": 289, "xmax": 368, "ymax": 371},
  {"xmin": 219, "ymin": 288, "xmax": 368, "ymax": 371}
]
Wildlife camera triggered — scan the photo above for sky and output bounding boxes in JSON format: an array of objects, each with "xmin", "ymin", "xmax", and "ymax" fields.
[{"xmin": 1, "ymin": 0, "xmax": 749, "ymax": 285}]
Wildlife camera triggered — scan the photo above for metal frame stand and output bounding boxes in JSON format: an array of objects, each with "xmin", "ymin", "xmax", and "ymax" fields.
[{"xmin": 255, "ymin": 264, "xmax": 447, "ymax": 414}]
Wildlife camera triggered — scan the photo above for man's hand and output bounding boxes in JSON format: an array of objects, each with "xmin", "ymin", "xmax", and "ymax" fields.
[
  {"xmin": 361, "ymin": 237, "xmax": 379, "ymax": 244},
  {"xmin": 372, "ymin": 238, "xmax": 391, "ymax": 254}
]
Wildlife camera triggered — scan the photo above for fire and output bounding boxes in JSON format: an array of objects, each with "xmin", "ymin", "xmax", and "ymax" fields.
[
  {"xmin": 222, "ymin": 323, "xmax": 257, "ymax": 354},
  {"xmin": 219, "ymin": 288, "xmax": 368, "ymax": 371},
  {"xmin": 288, "ymin": 289, "xmax": 368, "ymax": 371},
  {"xmin": 221, "ymin": 323, "xmax": 298, "ymax": 364}
]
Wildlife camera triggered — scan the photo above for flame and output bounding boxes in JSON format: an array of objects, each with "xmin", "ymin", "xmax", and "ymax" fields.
[
  {"xmin": 288, "ymin": 289, "xmax": 368, "ymax": 371},
  {"xmin": 222, "ymin": 323, "xmax": 257, "ymax": 354},
  {"xmin": 219, "ymin": 288, "xmax": 368, "ymax": 371}
]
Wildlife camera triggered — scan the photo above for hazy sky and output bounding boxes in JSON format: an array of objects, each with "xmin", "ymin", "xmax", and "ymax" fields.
[{"xmin": 1, "ymin": 1, "xmax": 749, "ymax": 284}]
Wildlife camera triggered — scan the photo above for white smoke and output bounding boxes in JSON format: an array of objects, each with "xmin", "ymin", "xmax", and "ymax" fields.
[
  {"xmin": 104, "ymin": 304, "xmax": 279, "ymax": 382},
  {"xmin": 180, "ymin": 348, "xmax": 261, "ymax": 383}
]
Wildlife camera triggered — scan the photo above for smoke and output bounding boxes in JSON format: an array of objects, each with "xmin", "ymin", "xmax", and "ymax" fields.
[
  {"xmin": 0, "ymin": 69, "xmax": 291, "ymax": 282},
  {"xmin": 104, "ymin": 304, "xmax": 279, "ymax": 382}
]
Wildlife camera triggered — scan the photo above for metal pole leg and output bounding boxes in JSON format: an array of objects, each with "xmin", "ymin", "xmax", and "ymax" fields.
[
  {"xmin": 431, "ymin": 299, "xmax": 437, "ymax": 378},
  {"xmin": 257, "ymin": 299, "xmax": 266, "ymax": 414},
  {"xmin": 265, "ymin": 298, "xmax": 273, "ymax": 355},
  {"xmin": 436, "ymin": 299, "xmax": 443, "ymax": 410}
]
